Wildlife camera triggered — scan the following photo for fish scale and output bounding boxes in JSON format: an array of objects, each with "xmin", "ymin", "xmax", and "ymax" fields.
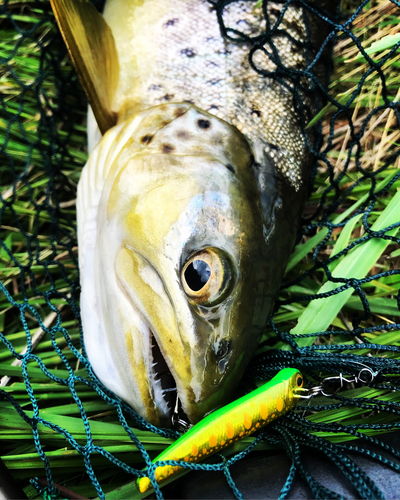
[{"xmin": 103, "ymin": 0, "xmax": 329, "ymax": 188}]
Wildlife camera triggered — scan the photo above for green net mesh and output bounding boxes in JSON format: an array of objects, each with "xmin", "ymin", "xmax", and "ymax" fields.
[{"xmin": 1, "ymin": 0, "xmax": 400, "ymax": 499}]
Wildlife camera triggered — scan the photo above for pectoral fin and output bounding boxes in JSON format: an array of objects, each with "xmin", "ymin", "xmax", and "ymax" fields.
[{"xmin": 50, "ymin": 0, "xmax": 119, "ymax": 134}]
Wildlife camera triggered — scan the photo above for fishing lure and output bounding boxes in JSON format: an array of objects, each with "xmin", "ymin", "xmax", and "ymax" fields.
[{"xmin": 137, "ymin": 367, "xmax": 303, "ymax": 493}]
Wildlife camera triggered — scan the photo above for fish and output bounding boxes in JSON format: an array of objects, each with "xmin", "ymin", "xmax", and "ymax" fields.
[
  {"xmin": 137, "ymin": 368, "xmax": 304, "ymax": 492},
  {"xmin": 50, "ymin": 0, "xmax": 335, "ymax": 427}
]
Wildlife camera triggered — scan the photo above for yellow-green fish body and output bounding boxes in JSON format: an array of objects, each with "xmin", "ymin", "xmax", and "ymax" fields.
[
  {"xmin": 51, "ymin": 0, "xmax": 334, "ymax": 426},
  {"xmin": 137, "ymin": 368, "xmax": 303, "ymax": 493}
]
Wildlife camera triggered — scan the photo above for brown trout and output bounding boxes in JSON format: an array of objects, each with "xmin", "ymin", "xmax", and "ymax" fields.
[{"xmin": 51, "ymin": 0, "xmax": 335, "ymax": 427}]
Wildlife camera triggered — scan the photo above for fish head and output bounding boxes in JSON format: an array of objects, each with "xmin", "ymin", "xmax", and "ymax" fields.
[{"xmin": 90, "ymin": 105, "xmax": 273, "ymax": 426}]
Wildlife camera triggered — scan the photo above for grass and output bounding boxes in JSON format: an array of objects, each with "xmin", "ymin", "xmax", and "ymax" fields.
[{"xmin": 0, "ymin": 0, "xmax": 400, "ymax": 499}]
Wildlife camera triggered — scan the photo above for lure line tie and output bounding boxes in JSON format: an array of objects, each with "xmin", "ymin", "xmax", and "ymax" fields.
[{"xmin": 297, "ymin": 364, "xmax": 380, "ymax": 399}]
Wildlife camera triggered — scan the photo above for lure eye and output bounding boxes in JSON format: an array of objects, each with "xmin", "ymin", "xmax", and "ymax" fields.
[
  {"xmin": 296, "ymin": 375, "xmax": 303, "ymax": 388},
  {"xmin": 181, "ymin": 248, "xmax": 234, "ymax": 306}
]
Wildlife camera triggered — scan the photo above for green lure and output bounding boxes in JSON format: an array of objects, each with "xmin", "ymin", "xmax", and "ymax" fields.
[{"xmin": 137, "ymin": 368, "xmax": 303, "ymax": 493}]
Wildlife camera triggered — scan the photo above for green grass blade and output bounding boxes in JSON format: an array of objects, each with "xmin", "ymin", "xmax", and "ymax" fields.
[
  {"xmin": 285, "ymin": 171, "xmax": 398, "ymax": 273},
  {"xmin": 290, "ymin": 189, "xmax": 400, "ymax": 346},
  {"xmin": 355, "ymin": 33, "xmax": 400, "ymax": 61}
]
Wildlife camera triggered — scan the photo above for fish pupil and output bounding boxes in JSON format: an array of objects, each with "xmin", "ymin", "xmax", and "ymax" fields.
[{"xmin": 185, "ymin": 260, "xmax": 211, "ymax": 291}]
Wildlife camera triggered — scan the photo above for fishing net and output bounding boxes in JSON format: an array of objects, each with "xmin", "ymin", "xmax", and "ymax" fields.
[{"xmin": 1, "ymin": 0, "xmax": 400, "ymax": 498}]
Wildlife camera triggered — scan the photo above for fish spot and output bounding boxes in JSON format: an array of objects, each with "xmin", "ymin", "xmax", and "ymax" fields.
[
  {"xmin": 149, "ymin": 84, "xmax": 162, "ymax": 91},
  {"xmin": 260, "ymin": 402, "xmax": 268, "ymax": 419},
  {"xmin": 184, "ymin": 456, "xmax": 189, "ymax": 462},
  {"xmin": 164, "ymin": 18, "xmax": 178, "ymax": 27},
  {"xmin": 177, "ymin": 130, "xmax": 190, "ymax": 140},
  {"xmin": 243, "ymin": 412, "xmax": 252, "ymax": 430},
  {"xmin": 174, "ymin": 107, "xmax": 186, "ymax": 118},
  {"xmin": 226, "ymin": 421, "xmax": 234, "ymax": 439},
  {"xmin": 208, "ymin": 317, "xmax": 220, "ymax": 328},
  {"xmin": 209, "ymin": 434, "xmax": 217, "ymax": 447},
  {"xmin": 181, "ymin": 48, "xmax": 197, "ymax": 58},
  {"xmin": 271, "ymin": 413, "xmax": 276, "ymax": 419},
  {"xmin": 161, "ymin": 144, "xmax": 175, "ymax": 154},
  {"xmin": 276, "ymin": 396, "xmax": 284, "ymax": 412},
  {"xmin": 287, "ymin": 20, "xmax": 304, "ymax": 38},
  {"xmin": 220, "ymin": 440, "xmax": 225, "ymax": 446},
  {"xmin": 140, "ymin": 134, "xmax": 154, "ymax": 145},
  {"xmin": 197, "ymin": 119, "xmax": 211, "ymax": 130},
  {"xmin": 239, "ymin": 431, "xmax": 244, "ymax": 437},
  {"xmin": 161, "ymin": 94, "xmax": 174, "ymax": 102},
  {"xmin": 206, "ymin": 78, "xmax": 222, "ymax": 86},
  {"xmin": 203, "ymin": 448, "xmax": 207, "ymax": 454},
  {"xmin": 266, "ymin": 142, "xmax": 280, "ymax": 152},
  {"xmin": 217, "ymin": 48, "xmax": 231, "ymax": 56},
  {"xmin": 192, "ymin": 444, "xmax": 198, "ymax": 457},
  {"xmin": 251, "ymin": 109, "xmax": 261, "ymax": 118},
  {"xmin": 255, "ymin": 422, "xmax": 260, "ymax": 428},
  {"xmin": 226, "ymin": 164, "xmax": 235, "ymax": 174}
]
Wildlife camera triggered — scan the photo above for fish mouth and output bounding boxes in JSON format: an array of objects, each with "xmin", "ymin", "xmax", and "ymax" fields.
[
  {"xmin": 149, "ymin": 330, "xmax": 193, "ymax": 429},
  {"xmin": 150, "ymin": 329, "xmax": 177, "ymax": 416}
]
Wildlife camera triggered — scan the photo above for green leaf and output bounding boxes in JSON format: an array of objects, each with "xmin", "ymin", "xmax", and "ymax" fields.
[
  {"xmin": 0, "ymin": 233, "xmax": 12, "ymax": 261},
  {"xmin": 355, "ymin": 33, "xmax": 400, "ymax": 61},
  {"xmin": 344, "ymin": 296, "xmax": 400, "ymax": 318},
  {"xmin": 391, "ymin": 247, "xmax": 400, "ymax": 257},
  {"xmin": 327, "ymin": 214, "xmax": 362, "ymax": 273},
  {"xmin": 290, "ymin": 189, "xmax": 400, "ymax": 346},
  {"xmin": 285, "ymin": 170, "xmax": 399, "ymax": 273}
]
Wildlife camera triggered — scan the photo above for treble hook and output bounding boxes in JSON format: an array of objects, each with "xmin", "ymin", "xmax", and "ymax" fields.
[{"xmin": 171, "ymin": 397, "xmax": 192, "ymax": 432}]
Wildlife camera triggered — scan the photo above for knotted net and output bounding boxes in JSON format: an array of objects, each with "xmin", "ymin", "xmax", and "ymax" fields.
[{"xmin": 1, "ymin": 0, "xmax": 400, "ymax": 499}]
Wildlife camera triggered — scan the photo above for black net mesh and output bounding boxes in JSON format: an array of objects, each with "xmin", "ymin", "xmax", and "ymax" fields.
[{"xmin": 1, "ymin": 0, "xmax": 400, "ymax": 499}]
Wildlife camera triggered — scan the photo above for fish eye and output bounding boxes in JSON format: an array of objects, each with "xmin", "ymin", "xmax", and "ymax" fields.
[{"xmin": 181, "ymin": 248, "xmax": 234, "ymax": 306}]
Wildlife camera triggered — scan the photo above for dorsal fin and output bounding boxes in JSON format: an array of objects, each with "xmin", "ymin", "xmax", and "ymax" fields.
[{"xmin": 50, "ymin": 0, "xmax": 120, "ymax": 134}]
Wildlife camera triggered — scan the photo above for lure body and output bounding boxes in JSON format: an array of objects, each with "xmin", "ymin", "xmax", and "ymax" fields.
[
  {"xmin": 51, "ymin": 0, "xmax": 335, "ymax": 427},
  {"xmin": 137, "ymin": 368, "xmax": 303, "ymax": 493}
]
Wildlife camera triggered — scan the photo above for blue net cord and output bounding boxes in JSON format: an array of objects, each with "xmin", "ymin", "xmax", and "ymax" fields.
[{"xmin": 1, "ymin": 0, "xmax": 400, "ymax": 498}]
